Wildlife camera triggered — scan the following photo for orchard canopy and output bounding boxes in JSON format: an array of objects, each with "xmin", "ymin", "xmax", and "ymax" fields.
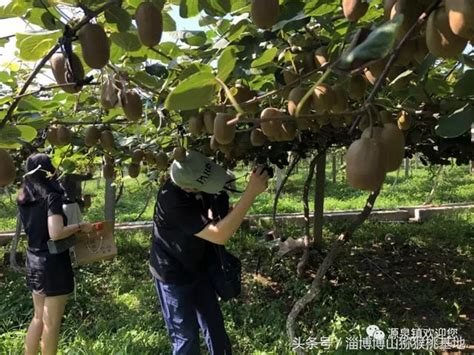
[{"xmin": 0, "ymin": 0, "xmax": 473, "ymax": 188}]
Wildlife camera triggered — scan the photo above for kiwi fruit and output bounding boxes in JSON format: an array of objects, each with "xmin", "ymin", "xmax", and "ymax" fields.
[
  {"xmin": 135, "ymin": 2, "xmax": 163, "ymax": 47},
  {"xmin": 345, "ymin": 137, "xmax": 386, "ymax": 191},
  {"xmin": 188, "ymin": 115, "xmax": 204, "ymax": 136},
  {"xmin": 0, "ymin": 149, "xmax": 16, "ymax": 187},
  {"xmin": 100, "ymin": 130, "xmax": 115, "ymax": 151},
  {"xmin": 121, "ymin": 90, "xmax": 142, "ymax": 121},
  {"xmin": 213, "ymin": 113, "xmax": 236, "ymax": 145},
  {"xmin": 413, "ymin": 35, "xmax": 429, "ymax": 64},
  {"xmin": 57, "ymin": 125, "xmax": 72, "ymax": 146},
  {"xmin": 343, "ymin": 0, "xmax": 369, "ymax": 22},
  {"xmin": 312, "ymin": 84, "xmax": 336, "ymax": 112},
  {"xmin": 101, "ymin": 76, "xmax": 119, "ymax": 109},
  {"xmin": 280, "ymin": 121, "xmax": 297, "ymax": 141},
  {"xmin": 210, "ymin": 135, "xmax": 220, "ymax": 151},
  {"xmin": 397, "ymin": 111, "xmax": 411, "ymax": 130},
  {"xmin": 128, "ymin": 163, "xmax": 140, "ymax": 178},
  {"xmin": 364, "ymin": 59, "xmax": 387, "ymax": 85},
  {"xmin": 202, "ymin": 110, "xmax": 216, "ymax": 134},
  {"xmin": 251, "ymin": 0, "xmax": 279, "ymax": 29},
  {"xmin": 50, "ymin": 53, "xmax": 84, "ymax": 93},
  {"xmin": 172, "ymin": 147, "xmax": 186, "ymax": 162},
  {"xmin": 78, "ymin": 23, "xmax": 109, "ymax": 69},
  {"xmin": 379, "ymin": 123, "xmax": 405, "ymax": 172},
  {"xmin": 384, "ymin": 0, "xmax": 397, "ymax": 19},
  {"xmin": 426, "ymin": 6, "xmax": 467, "ymax": 58},
  {"xmin": 390, "ymin": 0, "xmax": 424, "ymax": 40},
  {"xmin": 144, "ymin": 151, "xmax": 156, "ymax": 164},
  {"xmin": 288, "ymin": 87, "xmax": 310, "ymax": 116},
  {"xmin": 396, "ymin": 40, "xmax": 417, "ymax": 66},
  {"xmin": 234, "ymin": 85, "xmax": 259, "ymax": 113},
  {"xmin": 314, "ymin": 46, "xmax": 328, "ymax": 68},
  {"xmin": 132, "ymin": 149, "xmax": 144, "ymax": 163},
  {"xmin": 260, "ymin": 108, "xmax": 282, "ymax": 137},
  {"xmin": 446, "ymin": 0, "xmax": 474, "ymax": 40},
  {"xmin": 104, "ymin": 154, "xmax": 114, "ymax": 165},
  {"xmin": 348, "ymin": 75, "xmax": 367, "ymax": 101},
  {"xmin": 84, "ymin": 126, "xmax": 101, "ymax": 147},
  {"xmin": 282, "ymin": 69, "xmax": 299, "ymax": 85},
  {"xmin": 331, "ymin": 84, "xmax": 349, "ymax": 113},
  {"xmin": 83, "ymin": 194, "xmax": 92, "ymax": 208},
  {"xmin": 250, "ymin": 128, "xmax": 266, "ymax": 147},
  {"xmin": 47, "ymin": 126, "xmax": 61, "ymax": 146},
  {"xmin": 102, "ymin": 164, "xmax": 115, "ymax": 179},
  {"xmin": 155, "ymin": 152, "xmax": 168, "ymax": 170}
]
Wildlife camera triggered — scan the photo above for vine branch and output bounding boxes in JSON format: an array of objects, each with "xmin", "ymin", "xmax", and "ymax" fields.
[{"xmin": 0, "ymin": 0, "xmax": 122, "ymax": 128}]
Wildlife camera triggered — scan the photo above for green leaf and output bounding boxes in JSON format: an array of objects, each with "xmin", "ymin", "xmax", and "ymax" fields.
[
  {"xmin": 163, "ymin": 12, "xmax": 176, "ymax": 31},
  {"xmin": 0, "ymin": 125, "xmax": 37, "ymax": 149},
  {"xmin": 201, "ymin": 0, "xmax": 231, "ymax": 16},
  {"xmin": 338, "ymin": 15, "xmax": 404, "ymax": 70},
  {"xmin": 181, "ymin": 31, "xmax": 207, "ymax": 46},
  {"xmin": 454, "ymin": 70, "xmax": 474, "ymax": 97},
  {"xmin": 165, "ymin": 72, "xmax": 217, "ymax": 111},
  {"xmin": 133, "ymin": 71, "xmax": 161, "ymax": 89},
  {"xmin": 110, "ymin": 32, "xmax": 142, "ymax": 51},
  {"xmin": 436, "ymin": 105, "xmax": 474, "ymax": 138},
  {"xmin": 0, "ymin": 0, "xmax": 27, "ymax": 19},
  {"xmin": 105, "ymin": 5, "xmax": 132, "ymax": 32},
  {"xmin": 179, "ymin": 0, "xmax": 199, "ymax": 18},
  {"xmin": 16, "ymin": 31, "xmax": 61, "ymax": 61},
  {"xmin": 251, "ymin": 47, "xmax": 278, "ymax": 68},
  {"xmin": 217, "ymin": 46, "xmax": 238, "ymax": 82},
  {"xmin": 179, "ymin": 63, "xmax": 213, "ymax": 81},
  {"xmin": 25, "ymin": 8, "xmax": 61, "ymax": 30}
]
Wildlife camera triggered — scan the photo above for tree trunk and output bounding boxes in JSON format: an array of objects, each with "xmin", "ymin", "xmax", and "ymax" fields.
[
  {"xmin": 9, "ymin": 212, "xmax": 22, "ymax": 272},
  {"xmin": 104, "ymin": 178, "xmax": 116, "ymax": 230},
  {"xmin": 275, "ymin": 167, "xmax": 285, "ymax": 192},
  {"xmin": 313, "ymin": 152, "xmax": 326, "ymax": 250},
  {"xmin": 331, "ymin": 153, "xmax": 337, "ymax": 183}
]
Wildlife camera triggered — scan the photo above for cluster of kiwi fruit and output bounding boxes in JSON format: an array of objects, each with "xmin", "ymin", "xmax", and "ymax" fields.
[
  {"xmin": 47, "ymin": 125, "xmax": 73, "ymax": 147},
  {"xmin": 383, "ymin": 0, "xmax": 472, "ymax": 59},
  {"xmin": 50, "ymin": 22, "xmax": 109, "ymax": 93},
  {"xmin": 346, "ymin": 110, "xmax": 406, "ymax": 191},
  {"xmin": 0, "ymin": 149, "xmax": 16, "ymax": 187}
]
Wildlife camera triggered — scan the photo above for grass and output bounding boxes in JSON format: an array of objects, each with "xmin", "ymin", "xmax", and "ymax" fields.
[
  {"xmin": 0, "ymin": 211, "xmax": 473, "ymax": 354},
  {"xmin": 0, "ymin": 161, "xmax": 472, "ymax": 232}
]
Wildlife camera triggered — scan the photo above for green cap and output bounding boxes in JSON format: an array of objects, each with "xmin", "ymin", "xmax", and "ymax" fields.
[{"xmin": 170, "ymin": 150, "xmax": 233, "ymax": 194}]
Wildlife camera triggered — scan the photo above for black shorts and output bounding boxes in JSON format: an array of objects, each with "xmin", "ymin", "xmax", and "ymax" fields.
[{"xmin": 26, "ymin": 250, "xmax": 74, "ymax": 297}]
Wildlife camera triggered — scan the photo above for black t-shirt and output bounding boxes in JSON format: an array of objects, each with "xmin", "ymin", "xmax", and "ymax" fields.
[
  {"xmin": 19, "ymin": 192, "xmax": 67, "ymax": 253},
  {"xmin": 149, "ymin": 179, "xmax": 229, "ymax": 284}
]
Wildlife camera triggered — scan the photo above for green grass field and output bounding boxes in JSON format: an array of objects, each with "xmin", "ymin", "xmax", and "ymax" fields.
[
  {"xmin": 1, "ymin": 211, "xmax": 472, "ymax": 354},
  {"xmin": 0, "ymin": 161, "xmax": 473, "ymax": 354}
]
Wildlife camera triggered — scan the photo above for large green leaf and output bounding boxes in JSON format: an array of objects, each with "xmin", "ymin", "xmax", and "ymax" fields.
[
  {"xmin": 105, "ymin": 5, "xmax": 132, "ymax": 32},
  {"xmin": 110, "ymin": 32, "xmax": 142, "ymax": 51},
  {"xmin": 181, "ymin": 31, "xmax": 207, "ymax": 46},
  {"xmin": 217, "ymin": 46, "xmax": 238, "ymax": 82},
  {"xmin": 201, "ymin": 0, "xmax": 231, "ymax": 16},
  {"xmin": 163, "ymin": 12, "xmax": 176, "ymax": 31},
  {"xmin": 454, "ymin": 70, "xmax": 474, "ymax": 97},
  {"xmin": 436, "ymin": 105, "xmax": 474, "ymax": 138},
  {"xmin": 165, "ymin": 72, "xmax": 217, "ymax": 111},
  {"xmin": 16, "ymin": 30, "xmax": 61, "ymax": 61},
  {"xmin": 179, "ymin": 0, "xmax": 199, "ymax": 18},
  {"xmin": 133, "ymin": 72, "xmax": 161, "ymax": 89},
  {"xmin": 0, "ymin": 0, "xmax": 27, "ymax": 19},
  {"xmin": 251, "ymin": 47, "xmax": 278, "ymax": 68},
  {"xmin": 0, "ymin": 125, "xmax": 37, "ymax": 149},
  {"xmin": 338, "ymin": 15, "xmax": 403, "ymax": 70}
]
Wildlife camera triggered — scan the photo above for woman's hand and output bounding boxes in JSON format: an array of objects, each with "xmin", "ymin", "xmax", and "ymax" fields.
[
  {"xmin": 79, "ymin": 222, "xmax": 93, "ymax": 233},
  {"xmin": 246, "ymin": 166, "xmax": 269, "ymax": 196}
]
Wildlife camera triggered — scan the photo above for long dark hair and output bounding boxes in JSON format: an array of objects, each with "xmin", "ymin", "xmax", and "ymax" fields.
[{"xmin": 17, "ymin": 153, "xmax": 64, "ymax": 205}]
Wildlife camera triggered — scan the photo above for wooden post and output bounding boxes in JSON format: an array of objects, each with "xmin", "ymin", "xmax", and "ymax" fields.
[
  {"xmin": 404, "ymin": 158, "xmax": 410, "ymax": 178},
  {"xmin": 332, "ymin": 153, "xmax": 337, "ymax": 183},
  {"xmin": 9, "ymin": 212, "xmax": 22, "ymax": 271},
  {"xmin": 313, "ymin": 152, "xmax": 326, "ymax": 249},
  {"xmin": 104, "ymin": 178, "xmax": 116, "ymax": 230}
]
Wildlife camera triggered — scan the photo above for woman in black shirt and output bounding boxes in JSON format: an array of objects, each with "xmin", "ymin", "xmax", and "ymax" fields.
[{"xmin": 17, "ymin": 154, "xmax": 92, "ymax": 355}]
